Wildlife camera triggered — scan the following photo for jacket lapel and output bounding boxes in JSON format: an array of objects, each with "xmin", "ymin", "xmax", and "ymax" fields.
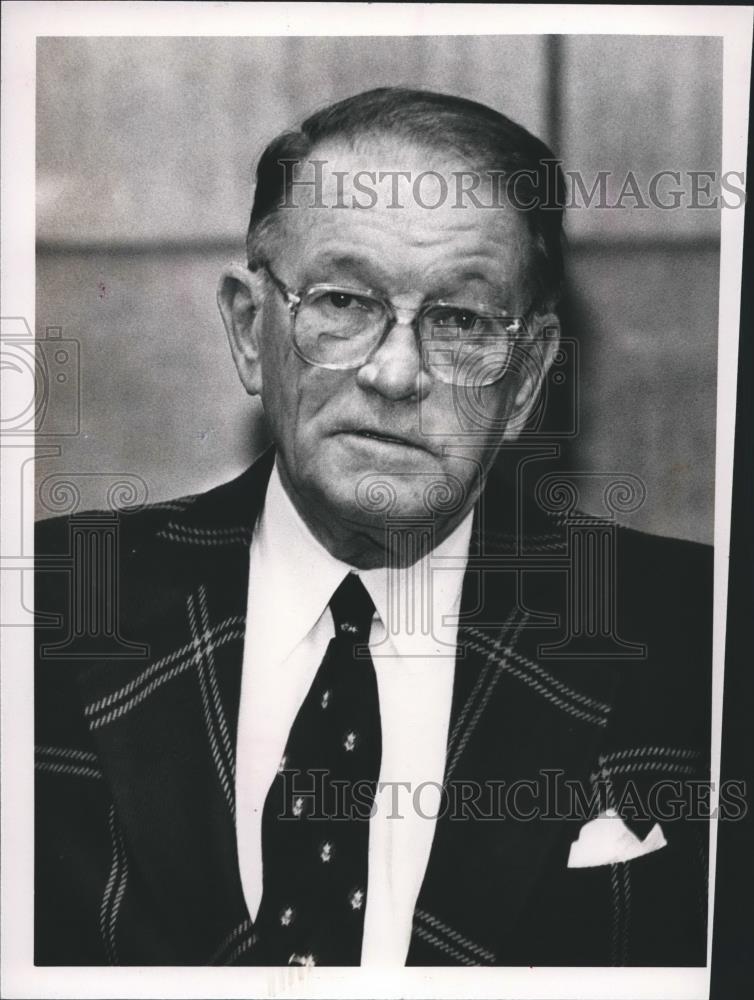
[
  {"xmin": 75, "ymin": 450, "xmax": 274, "ymax": 962},
  {"xmin": 407, "ymin": 484, "xmax": 620, "ymax": 966}
]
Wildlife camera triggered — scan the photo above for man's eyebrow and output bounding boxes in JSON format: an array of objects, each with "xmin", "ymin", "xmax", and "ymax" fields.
[
  {"xmin": 299, "ymin": 256, "xmax": 514, "ymax": 299},
  {"xmin": 425, "ymin": 269, "xmax": 519, "ymax": 306},
  {"xmin": 299, "ymin": 252, "xmax": 388, "ymax": 287},
  {"xmin": 440, "ymin": 269, "xmax": 504, "ymax": 290}
]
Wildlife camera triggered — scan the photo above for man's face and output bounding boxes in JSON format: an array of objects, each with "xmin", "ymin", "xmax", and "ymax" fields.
[{"xmin": 221, "ymin": 141, "xmax": 558, "ymax": 563}]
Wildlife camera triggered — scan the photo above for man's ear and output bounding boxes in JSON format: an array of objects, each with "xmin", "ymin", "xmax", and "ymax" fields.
[
  {"xmin": 502, "ymin": 311, "xmax": 561, "ymax": 441},
  {"xmin": 217, "ymin": 263, "xmax": 267, "ymax": 396}
]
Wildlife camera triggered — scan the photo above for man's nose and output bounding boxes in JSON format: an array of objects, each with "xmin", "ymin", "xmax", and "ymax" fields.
[{"xmin": 355, "ymin": 316, "xmax": 432, "ymax": 401}]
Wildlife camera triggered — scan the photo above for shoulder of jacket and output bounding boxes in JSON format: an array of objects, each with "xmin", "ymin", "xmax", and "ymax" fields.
[{"xmin": 34, "ymin": 489, "xmax": 202, "ymax": 555}]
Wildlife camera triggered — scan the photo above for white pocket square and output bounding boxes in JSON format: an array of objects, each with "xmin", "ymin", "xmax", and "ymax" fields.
[{"xmin": 567, "ymin": 809, "xmax": 667, "ymax": 868}]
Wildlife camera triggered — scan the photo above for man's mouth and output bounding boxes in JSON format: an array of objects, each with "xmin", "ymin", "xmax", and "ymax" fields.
[
  {"xmin": 360, "ymin": 431, "xmax": 411, "ymax": 445},
  {"xmin": 339, "ymin": 428, "xmax": 425, "ymax": 450}
]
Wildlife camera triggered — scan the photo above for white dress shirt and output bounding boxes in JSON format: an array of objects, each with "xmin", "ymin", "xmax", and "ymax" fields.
[{"xmin": 235, "ymin": 462, "xmax": 472, "ymax": 965}]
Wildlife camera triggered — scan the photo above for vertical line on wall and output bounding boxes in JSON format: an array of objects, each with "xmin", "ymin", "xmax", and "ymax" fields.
[{"xmin": 544, "ymin": 34, "xmax": 564, "ymax": 158}]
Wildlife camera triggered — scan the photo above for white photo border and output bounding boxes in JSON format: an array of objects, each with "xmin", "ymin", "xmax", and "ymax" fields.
[{"xmin": 2, "ymin": 3, "xmax": 752, "ymax": 998}]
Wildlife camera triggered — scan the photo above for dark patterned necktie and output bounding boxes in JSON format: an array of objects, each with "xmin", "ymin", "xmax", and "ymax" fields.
[{"xmin": 250, "ymin": 572, "xmax": 382, "ymax": 966}]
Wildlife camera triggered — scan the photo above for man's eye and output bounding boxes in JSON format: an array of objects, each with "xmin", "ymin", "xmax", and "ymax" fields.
[
  {"xmin": 326, "ymin": 292, "xmax": 361, "ymax": 310},
  {"xmin": 432, "ymin": 309, "xmax": 479, "ymax": 333}
]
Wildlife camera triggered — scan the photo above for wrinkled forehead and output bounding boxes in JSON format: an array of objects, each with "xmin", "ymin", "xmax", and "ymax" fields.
[{"xmin": 269, "ymin": 138, "xmax": 539, "ymax": 300}]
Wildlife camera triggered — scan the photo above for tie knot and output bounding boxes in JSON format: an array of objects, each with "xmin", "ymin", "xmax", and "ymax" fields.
[{"xmin": 329, "ymin": 573, "xmax": 375, "ymax": 642}]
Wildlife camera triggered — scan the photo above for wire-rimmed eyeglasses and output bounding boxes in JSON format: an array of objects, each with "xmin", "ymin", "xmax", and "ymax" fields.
[{"xmin": 258, "ymin": 261, "xmax": 531, "ymax": 387}]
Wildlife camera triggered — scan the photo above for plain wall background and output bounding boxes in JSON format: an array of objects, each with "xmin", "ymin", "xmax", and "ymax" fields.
[{"xmin": 36, "ymin": 35, "xmax": 721, "ymax": 543}]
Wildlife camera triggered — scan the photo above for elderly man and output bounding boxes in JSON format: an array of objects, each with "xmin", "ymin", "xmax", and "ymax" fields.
[{"xmin": 35, "ymin": 87, "xmax": 711, "ymax": 967}]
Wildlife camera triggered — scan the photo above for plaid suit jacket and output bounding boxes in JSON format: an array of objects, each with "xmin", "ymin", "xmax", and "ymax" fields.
[{"xmin": 35, "ymin": 449, "xmax": 712, "ymax": 966}]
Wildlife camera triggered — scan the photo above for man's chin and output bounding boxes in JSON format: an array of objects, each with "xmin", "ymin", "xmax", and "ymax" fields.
[
  {"xmin": 293, "ymin": 438, "xmax": 473, "ymax": 531},
  {"xmin": 313, "ymin": 472, "xmax": 469, "ymax": 529}
]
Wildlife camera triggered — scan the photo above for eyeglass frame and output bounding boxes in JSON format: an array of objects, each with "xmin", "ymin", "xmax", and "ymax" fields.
[{"xmin": 254, "ymin": 260, "xmax": 534, "ymax": 385}]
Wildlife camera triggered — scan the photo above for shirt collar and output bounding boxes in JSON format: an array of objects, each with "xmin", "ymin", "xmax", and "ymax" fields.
[{"xmin": 252, "ymin": 460, "xmax": 473, "ymax": 664}]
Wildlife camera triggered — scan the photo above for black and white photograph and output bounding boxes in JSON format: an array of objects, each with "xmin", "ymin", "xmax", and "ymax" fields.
[{"xmin": 1, "ymin": 3, "xmax": 752, "ymax": 998}]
